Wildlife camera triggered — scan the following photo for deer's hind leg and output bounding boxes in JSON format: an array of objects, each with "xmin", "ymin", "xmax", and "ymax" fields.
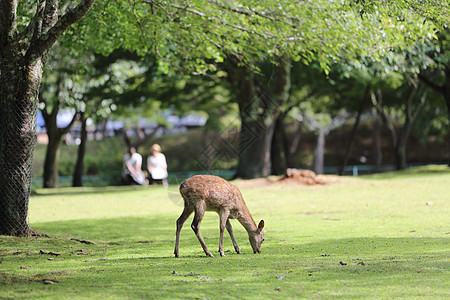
[
  {"xmin": 219, "ymin": 210, "xmax": 231, "ymax": 256},
  {"xmin": 191, "ymin": 204, "xmax": 214, "ymax": 257},
  {"xmin": 174, "ymin": 205, "xmax": 194, "ymax": 258}
]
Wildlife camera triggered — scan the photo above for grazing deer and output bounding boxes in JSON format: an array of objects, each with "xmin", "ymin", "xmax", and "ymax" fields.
[{"xmin": 174, "ymin": 175, "xmax": 265, "ymax": 257}]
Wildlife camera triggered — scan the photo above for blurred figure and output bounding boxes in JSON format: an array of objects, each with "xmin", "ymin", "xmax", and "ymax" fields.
[
  {"xmin": 147, "ymin": 144, "xmax": 168, "ymax": 187},
  {"xmin": 122, "ymin": 147, "xmax": 148, "ymax": 185}
]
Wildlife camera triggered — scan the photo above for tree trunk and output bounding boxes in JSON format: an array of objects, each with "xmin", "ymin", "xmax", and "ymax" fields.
[
  {"xmin": 73, "ymin": 112, "xmax": 87, "ymax": 187},
  {"xmin": 314, "ymin": 129, "xmax": 326, "ymax": 174},
  {"xmin": 0, "ymin": 53, "xmax": 43, "ymax": 236},
  {"xmin": 232, "ymin": 66, "xmax": 276, "ymax": 178},
  {"xmin": 420, "ymin": 67, "xmax": 450, "ymax": 166},
  {"xmin": 445, "ymin": 67, "xmax": 450, "ymax": 167},
  {"xmin": 42, "ymin": 101, "xmax": 62, "ymax": 188},
  {"xmin": 237, "ymin": 117, "xmax": 274, "ymax": 178},
  {"xmin": 271, "ymin": 116, "xmax": 288, "ymax": 175},
  {"xmin": 372, "ymin": 109, "xmax": 383, "ymax": 172},
  {"xmin": 338, "ymin": 87, "xmax": 368, "ymax": 175},
  {"xmin": 270, "ymin": 56, "xmax": 291, "ymax": 174},
  {"xmin": 394, "ymin": 83, "xmax": 426, "ymax": 170},
  {"xmin": 41, "ymin": 96, "xmax": 77, "ymax": 188},
  {"xmin": 395, "ymin": 125, "xmax": 409, "ymax": 170},
  {"xmin": 0, "ymin": 0, "xmax": 96, "ymax": 236},
  {"xmin": 43, "ymin": 132, "xmax": 63, "ymax": 188},
  {"xmin": 338, "ymin": 112, "xmax": 361, "ymax": 175},
  {"xmin": 338, "ymin": 108, "xmax": 363, "ymax": 175},
  {"xmin": 227, "ymin": 56, "xmax": 291, "ymax": 179},
  {"xmin": 289, "ymin": 124, "xmax": 303, "ymax": 159}
]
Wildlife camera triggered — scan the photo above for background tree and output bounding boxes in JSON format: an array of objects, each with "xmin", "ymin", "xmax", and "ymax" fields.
[
  {"xmin": 39, "ymin": 69, "xmax": 78, "ymax": 188},
  {"xmin": 418, "ymin": 29, "xmax": 450, "ymax": 166},
  {"xmin": 371, "ymin": 80, "xmax": 429, "ymax": 170}
]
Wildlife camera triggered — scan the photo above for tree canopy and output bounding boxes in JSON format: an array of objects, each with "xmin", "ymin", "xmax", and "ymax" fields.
[{"xmin": 63, "ymin": 0, "xmax": 442, "ymax": 74}]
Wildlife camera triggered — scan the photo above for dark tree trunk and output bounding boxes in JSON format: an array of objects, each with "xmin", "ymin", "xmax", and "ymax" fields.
[
  {"xmin": 0, "ymin": 0, "xmax": 96, "ymax": 236},
  {"xmin": 270, "ymin": 56, "xmax": 291, "ymax": 174},
  {"xmin": 339, "ymin": 87, "xmax": 368, "ymax": 175},
  {"xmin": 445, "ymin": 67, "xmax": 450, "ymax": 167},
  {"xmin": 230, "ymin": 65, "xmax": 274, "ymax": 178},
  {"xmin": 338, "ymin": 106, "xmax": 365, "ymax": 175},
  {"xmin": 271, "ymin": 117, "xmax": 288, "ymax": 175},
  {"xmin": 0, "ymin": 52, "xmax": 43, "ymax": 236},
  {"xmin": 394, "ymin": 84, "xmax": 426, "ymax": 170},
  {"xmin": 43, "ymin": 133, "xmax": 63, "ymax": 188},
  {"xmin": 234, "ymin": 56, "xmax": 291, "ymax": 178},
  {"xmin": 419, "ymin": 67, "xmax": 449, "ymax": 166},
  {"xmin": 237, "ymin": 116, "xmax": 275, "ymax": 178},
  {"xmin": 373, "ymin": 83, "xmax": 426, "ymax": 171},
  {"xmin": 395, "ymin": 118, "xmax": 412, "ymax": 170},
  {"xmin": 42, "ymin": 102, "xmax": 63, "ymax": 188},
  {"xmin": 372, "ymin": 109, "xmax": 383, "ymax": 171},
  {"xmin": 73, "ymin": 112, "xmax": 87, "ymax": 187}
]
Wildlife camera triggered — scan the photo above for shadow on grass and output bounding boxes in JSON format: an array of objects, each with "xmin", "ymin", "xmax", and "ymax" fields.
[
  {"xmin": 31, "ymin": 185, "xmax": 160, "ymax": 197},
  {"xmin": 30, "ymin": 216, "xmax": 449, "ymax": 260}
]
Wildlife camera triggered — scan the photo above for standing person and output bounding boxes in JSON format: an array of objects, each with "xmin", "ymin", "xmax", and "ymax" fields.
[
  {"xmin": 122, "ymin": 147, "xmax": 148, "ymax": 185},
  {"xmin": 147, "ymin": 144, "xmax": 168, "ymax": 187}
]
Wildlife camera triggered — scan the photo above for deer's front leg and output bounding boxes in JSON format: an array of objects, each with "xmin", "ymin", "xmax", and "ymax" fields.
[
  {"xmin": 226, "ymin": 219, "xmax": 241, "ymax": 254},
  {"xmin": 219, "ymin": 210, "xmax": 230, "ymax": 256}
]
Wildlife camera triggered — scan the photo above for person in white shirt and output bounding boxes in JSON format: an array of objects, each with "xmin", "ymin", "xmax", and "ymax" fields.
[
  {"xmin": 147, "ymin": 144, "xmax": 168, "ymax": 187},
  {"xmin": 123, "ymin": 147, "xmax": 148, "ymax": 185}
]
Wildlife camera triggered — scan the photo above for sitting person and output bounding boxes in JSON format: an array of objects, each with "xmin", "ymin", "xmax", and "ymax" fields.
[
  {"xmin": 147, "ymin": 144, "xmax": 168, "ymax": 187},
  {"xmin": 122, "ymin": 147, "xmax": 148, "ymax": 185}
]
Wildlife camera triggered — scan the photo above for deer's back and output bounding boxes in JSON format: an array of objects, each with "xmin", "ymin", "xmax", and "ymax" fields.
[{"xmin": 180, "ymin": 175, "xmax": 242, "ymax": 211}]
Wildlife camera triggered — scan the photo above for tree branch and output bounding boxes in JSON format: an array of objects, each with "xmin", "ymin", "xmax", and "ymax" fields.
[
  {"xmin": 145, "ymin": 0, "xmax": 277, "ymax": 40},
  {"xmin": 412, "ymin": 87, "xmax": 428, "ymax": 121},
  {"xmin": 206, "ymin": 0, "xmax": 303, "ymax": 29},
  {"xmin": 42, "ymin": 0, "xmax": 59, "ymax": 35},
  {"xmin": 418, "ymin": 73, "xmax": 445, "ymax": 95},
  {"xmin": 325, "ymin": 111, "xmax": 350, "ymax": 135},
  {"xmin": 60, "ymin": 111, "xmax": 78, "ymax": 136},
  {"xmin": 371, "ymin": 89, "xmax": 397, "ymax": 145},
  {"xmin": 29, "ymin": 0, "xmax": 96, "ymax": 58},
  {"xmin": 19, "ymin": 0, "xmax": 45, "ymax": 51},
  {"xmin": 405, "ymin": 77, "xmax": 419, "ymax": 120},
  {"xmin": 0, "ymin": 0, "xmax": 18, "ymax": 42}
]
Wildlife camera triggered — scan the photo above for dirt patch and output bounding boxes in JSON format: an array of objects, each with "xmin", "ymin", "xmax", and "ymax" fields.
[
  {"xmin": 278, "ymin": 169, "xmax": 326, "ymax": 185},
  {"xmin": 233, "ymin": 169, "xmax": 340, "ymax": 188}
]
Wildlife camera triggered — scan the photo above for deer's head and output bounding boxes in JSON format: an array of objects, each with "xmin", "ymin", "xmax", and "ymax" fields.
[{"xmin": 249, "ymin": 220, "xmax": 265, "ymax": 254}]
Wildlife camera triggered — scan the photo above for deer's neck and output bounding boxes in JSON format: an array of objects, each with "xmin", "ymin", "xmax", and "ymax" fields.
[{"xmin": 237, "ymin": 207, "xmax": 257, "ymax": 233}]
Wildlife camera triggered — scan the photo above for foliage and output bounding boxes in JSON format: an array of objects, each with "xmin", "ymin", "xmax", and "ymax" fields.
[
  {"xmin": 351, "ymin": 0, "xmax": 450, "ymax": 28},
  {"xmin": 62, "ymin": 0, "xmax": 441, "ymax": 75},
  {"xmin": 1, "ymin": 167, "xmax": 449, "ymax": 298}
]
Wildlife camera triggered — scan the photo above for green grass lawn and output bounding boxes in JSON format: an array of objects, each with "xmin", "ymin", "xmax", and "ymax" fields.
[{"xmin": 1, "ymin": 166, "xmax": 449, "ymax": 299}]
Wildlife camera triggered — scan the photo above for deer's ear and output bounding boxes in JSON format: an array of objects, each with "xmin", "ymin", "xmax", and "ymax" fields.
[{"xmin": 257, "ymin": 220, "xmax": 265, "ymax": 232}]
